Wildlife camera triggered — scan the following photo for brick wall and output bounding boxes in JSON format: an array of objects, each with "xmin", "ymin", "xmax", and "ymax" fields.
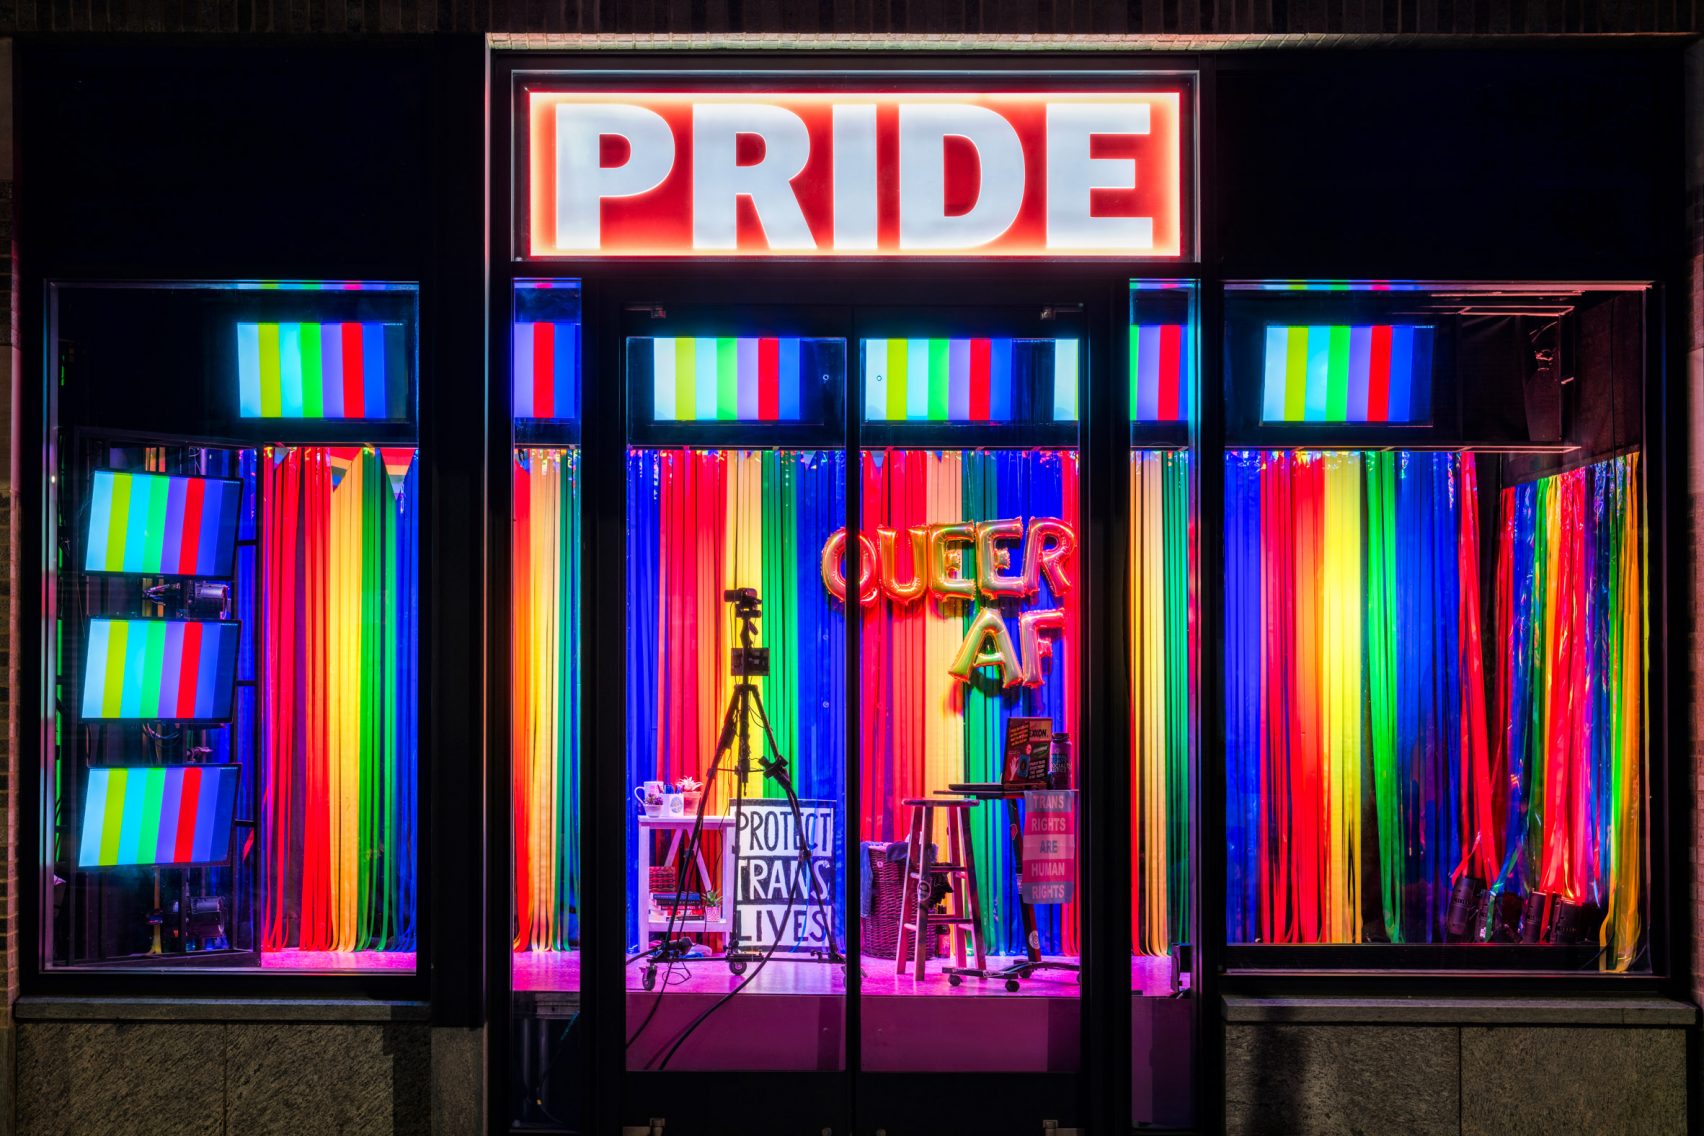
[
  {"xmin": 1, "ymin": 33, "xmax": 17, "ymax": 1136},
  {"xmin": 0, "ymin": 0, "xmax": 1698, "ymax": 36},
  {"xmin": 1688, "ymin": 39, "xmax": 1704, "ymax": 1065}
]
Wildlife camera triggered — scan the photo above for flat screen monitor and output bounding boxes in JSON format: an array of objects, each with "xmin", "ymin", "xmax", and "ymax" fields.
[
  {"xmin": 80, "ymin": 618, "xmax": 241, "ymax": 724},
  {"xmin": 83, "ymin": 469, "xmax": 242, "ymax": 578},
  {"xmin": 77, "ymin": 763, "xmax": 240, "ymax": 869}
]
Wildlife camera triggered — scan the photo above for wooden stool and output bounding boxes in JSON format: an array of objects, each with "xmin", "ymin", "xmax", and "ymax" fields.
[{"xmin": 894, "ymin": 797, "xmax": 986, "ymax": 980}]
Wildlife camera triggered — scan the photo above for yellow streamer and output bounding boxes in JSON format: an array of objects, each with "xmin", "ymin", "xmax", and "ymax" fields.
[{"xmin": 1321, "ymin": 454, "xmax": 1362, "ymax": 943}]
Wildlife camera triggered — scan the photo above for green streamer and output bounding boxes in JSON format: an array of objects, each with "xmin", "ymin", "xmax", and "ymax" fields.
[{"xmin": 1363, "ymin": 451, "xmax": 1402, "ymax": 941}]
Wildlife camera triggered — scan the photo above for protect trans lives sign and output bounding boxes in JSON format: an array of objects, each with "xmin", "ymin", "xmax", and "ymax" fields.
[{"xmin": 732, "ymin": 797, "xmax": 836, "ymax": 950}]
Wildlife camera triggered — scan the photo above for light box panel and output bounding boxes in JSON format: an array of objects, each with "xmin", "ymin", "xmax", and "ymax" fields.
[
  {"xmin": 514, "ymin": 320, "xmax": 581, "ymax": 420},
  {"xmin": 84, "ymin": 470, "xmax": 242, "ymax": 578},
  {"xmin": 648, "ymin": 336, "xmax": 807, "ymax": 422},
  {"xmin": 1130, "ymin": 323, "xmax": 1189, "ymax": 423},
  {"xmin": 1260, "ymin": 324, "xmax": 1434, "ymax": 424},
  {"xmin": 863, "ymin": 337, "xmax": 1080, "ymax": 423},
  {"xmin": 237, "ymin": 321, "xmax": 408, "ymax": 420}
]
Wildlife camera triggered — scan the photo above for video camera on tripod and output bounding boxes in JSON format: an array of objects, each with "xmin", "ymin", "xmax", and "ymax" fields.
[{"xmin": 725, "ymin": 587, "xmax": 770, "ymax": 678}]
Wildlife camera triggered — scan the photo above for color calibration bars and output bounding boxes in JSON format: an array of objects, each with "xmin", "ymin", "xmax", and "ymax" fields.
[
  {"xmin": 864, "ymin": 338, "xmax": 1080, "ymax": 422},
  {"xmin": 1261, "ymin": 325, "xmax": 1433, "ymax": 424},
  {"xmin": 78, "ymin": 765, "xmax": 239, "ymax": 868},
  {"xmin": 81, "ymin": 619, "xmax": 240, "ymax": 721},
  {"xmin": 1130, "ymin": 324, "xmax": 1189, "ymax": 423},
  {"xmin": 514, "ymin": 321, "xmax": 580, "ymax": 419},
  {"xmin": 649, "ymin": 337, "xmax": 804, "ymax": 422},
  {"xmin": 85, "ymin": 470, "xmax": 241, "ymax": 577},
  {"xmin": 237, "ymin": 322, "xmax": 408, "ymax": 420}
]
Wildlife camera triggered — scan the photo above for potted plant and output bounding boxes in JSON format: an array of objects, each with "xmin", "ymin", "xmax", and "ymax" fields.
[{"xmin": 677, "ymin": 775, "xmax": 704, "ymax": 815}]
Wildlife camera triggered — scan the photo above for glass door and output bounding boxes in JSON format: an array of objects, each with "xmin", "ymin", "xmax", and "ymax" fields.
[
  {"xmin": 586, "ymin": 284, "xmax": 1150, "ymax": 1135},
  {"xmin": 851, "ymin": 304, "xmax": 1084, "ymax": 1095},
  {"xmin": 619, "ymin": 302, "xmax": 851, "ymax": 1080}
]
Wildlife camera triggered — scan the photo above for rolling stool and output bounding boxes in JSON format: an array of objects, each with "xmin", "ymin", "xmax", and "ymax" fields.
[{"xmin": 895, "ymin": 797, "xmax": 987, "ymax": 982}]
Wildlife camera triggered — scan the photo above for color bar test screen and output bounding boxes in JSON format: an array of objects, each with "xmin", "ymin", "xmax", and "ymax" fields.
[
  {"xmin": 84, "ymin": 470, "xmax": 242, "ymax": 577},
  {"xmin": 80, "ymin": 618, "xmax": 241, "ymax": 722},
  {"xmin": 1260, "ymin": 324, "xmax": 1434, "ymax": 424},
  {"xmin": 77, "ymin": 764, "xmax": 240, "ymax": 869},
  {"xmin": 237, "ymin": 321, "xmax": 409, "ymax": 420}
]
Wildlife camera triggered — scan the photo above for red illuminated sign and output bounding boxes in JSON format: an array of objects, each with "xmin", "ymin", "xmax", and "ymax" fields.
[{"xmin": 525, "ymin": 89, "xmax": 1186, "ymax": 258}]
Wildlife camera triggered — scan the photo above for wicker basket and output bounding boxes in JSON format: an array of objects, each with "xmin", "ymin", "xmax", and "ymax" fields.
[{"xmin": 861, "ymin": 843, "xmax": 949, "ymax": 960}]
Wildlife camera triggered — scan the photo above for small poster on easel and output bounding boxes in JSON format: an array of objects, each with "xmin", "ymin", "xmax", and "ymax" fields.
[
  {"xmin": 1002, "ymin": 717, "xmax": 1052, "ymax": 787},
  {"xmin": 1021, "ymin": 790, "xmax": 1077, "ymax": 905}
]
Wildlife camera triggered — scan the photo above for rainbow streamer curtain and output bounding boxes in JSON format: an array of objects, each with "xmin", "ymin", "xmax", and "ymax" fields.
[
  {"xmin": 261, "ymin": 445, "xmax": 418, "ymax": 953},
  {"xmin": 1130, "ymin": 325, "xmax": 1189, "ymax": 424},
  {"xmin": 626, "ymin": 448, "xmax": 846, "ymax": 948},
  {"xmin": 1129, "ymin": 451, "xmax": 1193, "ymax": 956},
  {"xmin": 514, "ymin": 321, "xmax": 581, "ymax": 420},
  {"xmin": 81, "ymin": 618, "xmax": 240, "ymax": 722},
  {"xmin": 237, "ymin": 321, "xmax": 409, "ymax": 420},
  {"xmin": 648, "ymin": 337, "xmax": 805, "ymax": 422},
  {"xmin": 861, "ymin": 449, "xmax": 1080, "ymax": 958},
  {"xmin": 85, "ymin": 470, "xmax": 242, "ymax": 576},
  {"xmin": 512, "ymin": 448, "xmax": 582, "ymax": 951},
  {"xmin": 863, "ymin": 339, "xmax": 1081, "ymax": 424},
  {"xmin": 1260, "ymin": 325, "xmax": 1433, "ymax": 424},
  {"xmin": 1492, "ymin": 454, "xmax": 1644, "ymax": 970},
  {"xmin": 78, "ymin": 765, "xmax": 239, "ymax": 869},
  {"xmin": 1226, "ymin": 450, "xmax": 1483, "ymax": 944}
]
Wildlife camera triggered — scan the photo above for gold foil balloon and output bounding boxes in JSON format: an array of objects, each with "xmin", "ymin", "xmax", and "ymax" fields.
[
  {"xmin": 876, "ymin": 526, "xmax": 929, "ymax": 604},
  {"xmin": 1017, "ymin": 608, "xmax": 1067, "ymax": 686},
  {"xmin": 947, "ymin": 606, "xmax": 1024, "ymax": 687},
  {"xmin": 928, "ymin": 522, "xmax": 978, "ymax": 601},
  {"xmin": 1022, "ymin": 518, "xmax": 1077, "ymax": 595},
  {"xmin": 975, "ymin": 518, "xmax": 1030, "ymax": 598},
  {"xmin": 819, "ymin": 528, "xmax": 879, "ymax": 605}
]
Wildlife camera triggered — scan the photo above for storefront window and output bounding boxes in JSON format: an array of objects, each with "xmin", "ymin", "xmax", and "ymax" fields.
[
  {"xmin": 46, "ymin": 281, "xmax": 419, "ymax": 973},
  {"xmin": 1128, "ymin": 280, "xmax": 1196, "ymax": 1125},
  {"xmin": 509, "ymin": 279, "xmax": 583, "ymax": 1122},
  {"xmin": 623, "ymin": 312, "xmax": 849, "ymax": 1071},
  {"xmin": 1223, "ymin": 282, "xmax": 1648, "ymax": 971}
]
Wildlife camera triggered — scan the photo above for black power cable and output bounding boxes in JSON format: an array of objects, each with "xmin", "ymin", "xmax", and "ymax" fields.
[
  {"xmin": 653, "ymin": 755, "xmax": 832, "ymax": 1071},
  {"xmin": 631, "ymin": 587, "xmax": 843, "ymax": 1068}
]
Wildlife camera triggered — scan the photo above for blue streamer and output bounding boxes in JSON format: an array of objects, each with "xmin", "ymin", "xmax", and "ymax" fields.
[{"xmin": 1223, "ymin": 451, "xmax": 1263, "ymax": 943}]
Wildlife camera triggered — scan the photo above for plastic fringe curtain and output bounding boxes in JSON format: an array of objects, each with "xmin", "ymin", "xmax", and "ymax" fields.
[
  {"xmin": 861, "ymin": 448, "xmax": 1080, "ymax": 959},
  {"xmin": 1225, "ymin": 450, "xmax": 1479, "ymax": 944},
  {"xmin": 261, "ymin": 445, "xmax": 417, "ymax": 953},
  {"xmin": 1129, "ymin": 450, "xmax": 1193, "ymax": 957},
  {"xmin": 625, "ymin": 448, "xmax": 847, "ymax": 951},
  {"xmin": 513, "ymin": 448, "xmax": 581, "ymax": 951},
  {"xmin": 1492, "ymin": 453, "xmax": 1644, "ymax": 970},
  {"xmin": 1226, "ymin": 449, "xmax": 1643, "ymax": 962}
]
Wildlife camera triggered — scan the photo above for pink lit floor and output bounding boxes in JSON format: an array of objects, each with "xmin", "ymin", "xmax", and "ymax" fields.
[
  {"xmin": 261, "ymin": 949, "xmax": 417, "ymax": 971},
  {"xmin": 510, "ymin": 950, "xmax": 1190, "ymax": 1086},
  {"xmin": 511, "ymin": 949, "xmax": 1180, "ymax": 997}
]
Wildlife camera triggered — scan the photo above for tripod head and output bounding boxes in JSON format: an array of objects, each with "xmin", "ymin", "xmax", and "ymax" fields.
[
  {"xmin": 724, "ymin": 588, "xmax": 769, "ymax": 678},
  {"xmin": 724, "ymin": 586, "xmax": 762, "ymax": 619}
]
